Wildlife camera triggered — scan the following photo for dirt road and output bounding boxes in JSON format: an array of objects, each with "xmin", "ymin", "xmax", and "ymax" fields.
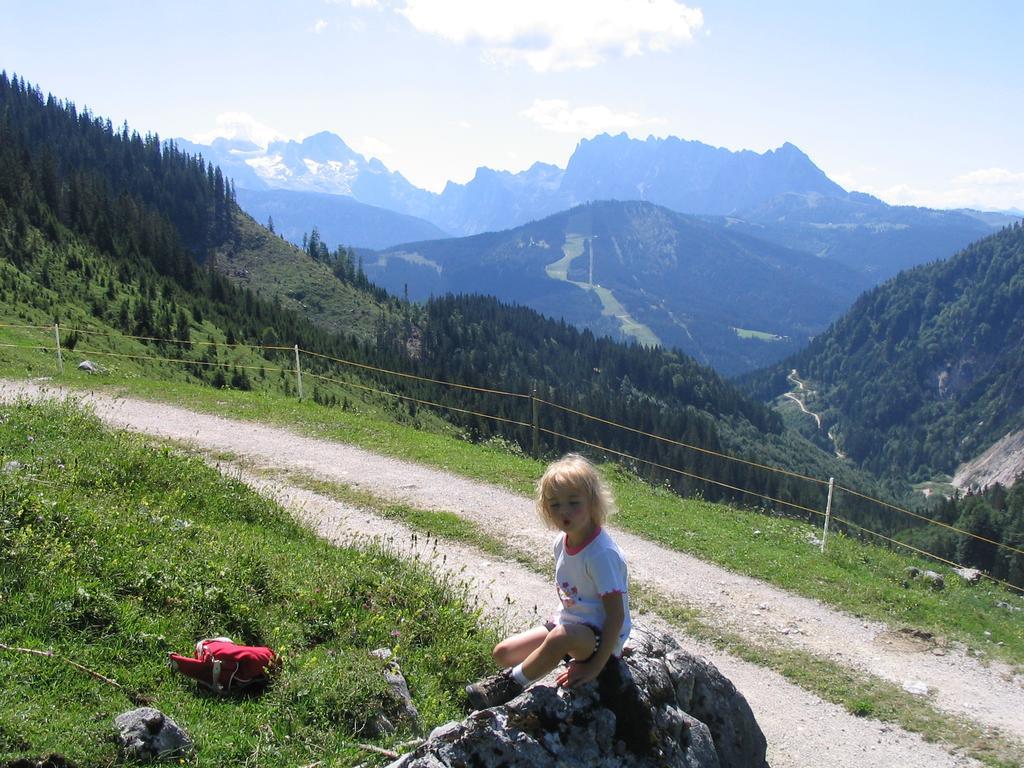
[{"xmin": 5, "ymin": 379, "xmax": 1021, "ymax": 767}]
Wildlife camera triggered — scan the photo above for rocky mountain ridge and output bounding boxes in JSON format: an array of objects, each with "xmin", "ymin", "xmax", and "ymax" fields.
[{"xmin": 179, "ymin": 130, "xmax": 1013, "ymax": 282}]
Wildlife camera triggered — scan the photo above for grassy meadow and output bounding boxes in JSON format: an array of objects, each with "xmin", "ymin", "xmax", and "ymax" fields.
[
  {"xmin": 1, "ymin": 315, "xmax": 1021, "ymax": 669},
  {"xmin": 0, "ymin": 400, "xmax": 498, "ymax": 766}
]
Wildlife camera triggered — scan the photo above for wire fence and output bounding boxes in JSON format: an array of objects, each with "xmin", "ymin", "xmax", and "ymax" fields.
[{"xmin": 2, "ymin": 320, "xmax": 1021, "ymax": 595}]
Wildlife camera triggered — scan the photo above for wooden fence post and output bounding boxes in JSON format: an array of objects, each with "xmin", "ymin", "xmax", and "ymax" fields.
[
  {"xmin": 54, "ymin": 323, "xmax": 64, "ymax": 375},
  {"xmin": 294, "ymin": 344, "xmax": 303, "ymax": 399},
  {"xmin": 531, "ymin": 385, "xmax": 540, "ymax": 459},
  {"xmin": 821, "ymin": 476, "xmax": 835, "ymax": 553}
]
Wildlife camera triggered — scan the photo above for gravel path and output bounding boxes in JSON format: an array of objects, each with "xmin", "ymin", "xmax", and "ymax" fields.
[{"xmin": 5, "ymin": 379, "xmax": 1021, "ymax": 767}]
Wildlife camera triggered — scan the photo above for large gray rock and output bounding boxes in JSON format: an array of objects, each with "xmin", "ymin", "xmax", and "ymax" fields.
[
  {"xmin": 387, "ymin": 625, "xmax": 767, "ymax": 768},
  {"xmin": 113, "ymin": 707, "xmax": 193, "ymax": 762}
]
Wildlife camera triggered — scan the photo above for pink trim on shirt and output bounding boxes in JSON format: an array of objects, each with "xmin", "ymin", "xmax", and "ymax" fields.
[{"xmin": 564, "ymin": 526, "xmax": 602, "ymax": 556}]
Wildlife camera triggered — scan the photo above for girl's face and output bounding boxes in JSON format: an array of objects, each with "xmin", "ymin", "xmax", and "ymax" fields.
[{"xmin": 545, "ymin": 485, "xmax": 595, "ymax": 544}]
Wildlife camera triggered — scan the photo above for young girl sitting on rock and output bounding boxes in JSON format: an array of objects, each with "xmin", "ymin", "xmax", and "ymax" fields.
[{"xmin": 466, "ymin": 453, "xmax": 631, "ymax": 709}]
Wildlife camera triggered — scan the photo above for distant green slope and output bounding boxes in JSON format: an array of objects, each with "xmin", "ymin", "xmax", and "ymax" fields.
[
  {"xmin": 749, "ymin": 222, "xmax": 1024, "ymax": 482},
  {"xmin": 214, "ymin": 210, "xmax": 386, "ymax": 340},
  {"xmin": 365, "ymin": 200, "xmax": 869, "ymax": 375}
]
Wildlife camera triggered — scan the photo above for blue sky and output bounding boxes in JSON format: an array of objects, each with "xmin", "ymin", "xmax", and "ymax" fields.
[{"xmin": 2, "ymin": 1, "xmax": 1021, "ymax": 210}]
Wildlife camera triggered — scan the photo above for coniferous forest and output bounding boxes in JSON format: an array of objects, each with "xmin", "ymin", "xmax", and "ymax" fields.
[{"xmin": 2, "ymin": 72, "xmax": 1020, "ymax": 584}]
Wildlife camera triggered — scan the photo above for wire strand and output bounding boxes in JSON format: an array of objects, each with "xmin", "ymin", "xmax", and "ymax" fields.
[
  {"xmin": 831, "ymin": 513, "xmax": 1024, "ymax": 595},
  {"xmin": 837, "ymin": 484, "xmax": 1024, "ymax": 558},
  {"xmin": 0, "ymin": 323, "xmax": 54, "ymax": 331},
  {"xmin": 58, "ymin": 326, "xmax": 295, "ymax": 351},
  {"xmin": 303, "ymin": 371, "xmax": 532, "ymax": 429},
  {"xmin": 538, "ymin": 396, "xmax": 830, "ymax": 487},
  {"xmin": 302, "ymin": 348, "xmax": 531, "ymax": 399},
  {"xmin": 538, "ymin": 425, "xmax": 826, "ymax": 519},
  {"xmin": 73, "ymin": 348, "xmax": 286, "ymax": 373}
]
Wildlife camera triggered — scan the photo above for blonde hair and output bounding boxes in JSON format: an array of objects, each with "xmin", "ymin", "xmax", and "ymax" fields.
[{"xmin": 536, "ymin": 453, "xmax": 616, "ymax": 530}]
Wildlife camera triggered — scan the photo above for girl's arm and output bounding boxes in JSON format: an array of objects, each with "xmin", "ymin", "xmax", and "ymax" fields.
[{"xmin": 556, "ymin": 592, "xmax": 625, "ymax": 688}]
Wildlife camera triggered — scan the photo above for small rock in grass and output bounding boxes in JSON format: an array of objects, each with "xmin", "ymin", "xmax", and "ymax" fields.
[
  {"xmin": 114, "ymin": 707, "xmax": 192, "ymax": 762},
  {"xmin": 372, "ymin": 648, "xmax": 421, "ymax": 732},
  {"xmin": 953, "ymin": 567, "xmax": 982, "ymax": 584},
  {"xmin": 902, "ymin": 681, "xmax": 929, "ymax": 696}
]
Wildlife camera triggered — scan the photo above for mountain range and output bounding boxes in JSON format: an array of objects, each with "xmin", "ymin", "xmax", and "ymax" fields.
[
  {"xmin": 363, "ymin": 200, "xmax": 868, "ymax": 375},
  {"xmin": 177, "ymin": 129, "xmax": 1016, "ymax": 375},
  {"xmin": 179, "ymin": 130, "xmax": 1012, "ymax": 267},
  {"xmin": 178, "ymin": 131, "xmax": 851, "ymax": 237}
]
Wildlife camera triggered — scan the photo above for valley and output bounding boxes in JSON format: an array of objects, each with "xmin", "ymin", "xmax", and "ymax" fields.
[
  {"xmin": 364, "ymin": 200, "xmax": 867, "ymax": 374},
  {"xmin": 781, "ymin": 370, "xmax": 846, "ymax": 459}
]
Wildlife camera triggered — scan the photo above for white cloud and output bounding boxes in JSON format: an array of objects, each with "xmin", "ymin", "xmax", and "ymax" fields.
[
  {"xmin": 395, "ymin": 0, "xmax": 703, "ymax": 72},
  {"xmin": 190, "ymin": 112, "xmax": 282, "ymax": 148},
  {"xmin": 844, "ymin": 167, "xmax": 1024, "ymax": 212},
  {"xmin": 313, "ymin": 19, "xmax": 329, "ymax": 33},
  {"xmin": 952, "ymin": 168, "xmax": 1024, "ymax": 187},
  {"xmin": 352, "ymin": 135, "xmax": 394, "ymax": 159},
  {"xmin": 522, "ymin": 98, "xmax": 664, "ymax": 135}
]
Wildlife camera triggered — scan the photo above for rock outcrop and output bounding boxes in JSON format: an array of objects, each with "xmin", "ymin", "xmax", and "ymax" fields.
[
  {"xmin": 387, "ymin": 625, "xmax": 768, "ymax": 768},
  {"xmin": 113, "ymin": 707, "xmax": 192, "ymax": 762}
]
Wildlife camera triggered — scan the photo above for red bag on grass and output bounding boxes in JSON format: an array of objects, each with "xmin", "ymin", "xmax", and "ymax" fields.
[{"xmin": 169, "ymin": 637, "xmax": 275, "ymax": 694}]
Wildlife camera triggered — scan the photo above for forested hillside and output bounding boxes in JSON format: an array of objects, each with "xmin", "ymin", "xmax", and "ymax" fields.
[
  {"xmin": 0, "ymin": 72, "xmax": 904, "ymax": 551},
  {"xmin": 918, "ymin": 480, "xmax": 1024, "ymax": 586},
  {"xmin": 365, "ymin": 200, "xmax": 867, "ymax": 374},
  {"xmin": 0, "ymin": 72, "xmax": 393, "ymax": 373},
  {"xmin": 747, "ymin": 223, "xmax": 1024, "ymax": 481}
]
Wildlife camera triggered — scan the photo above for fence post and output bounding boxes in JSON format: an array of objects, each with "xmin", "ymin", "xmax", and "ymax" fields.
[
  {"xmin": 54, "ymin": 323, "xmax": 64, "ymax": 375},
  {"xmin": 821, "ymin": 476, "xmax": 835, "ymax": 553},
  {"xmin": 293, "ymin": 344, "xmax": 303, "ymax": 399},
  {"xmin": 531, "ymin": 385, "xmax": 540, "ymax": 460}
]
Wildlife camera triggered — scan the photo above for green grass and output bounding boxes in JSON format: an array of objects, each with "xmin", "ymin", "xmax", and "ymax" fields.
[
  {"xmin": 238, "ymin": 464, "xmax": 1024, "ymax": 768},
  {"xmin": 732, "ymin": 327, "xmax": 787, "ymax": 341},
  {"xmin": 214, "ymin": 211, "xmax": 387, "ymax": 341},
  {"xmin": 913, "ymin": 477, "xmax": 956, "ymax": 500},
  {"xmin": 545, "ymin": 232, "xmax": 661, "ymax": 347},
  {"xmin": 0, "ymin": 400, "xmax": 499, "ymax": 766},
  {"xmin": 2, "ymin": 320, "xmax": 1021, "ymax": 672}
]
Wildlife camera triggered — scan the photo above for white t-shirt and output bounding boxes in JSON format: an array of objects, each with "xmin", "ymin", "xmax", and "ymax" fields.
[{"xmin": 553, "ymin": 527, "xmax": 631, "ymax": 655}]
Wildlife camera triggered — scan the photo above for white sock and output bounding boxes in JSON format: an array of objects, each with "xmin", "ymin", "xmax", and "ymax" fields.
[{"xmin": 510, "ymin": 664, "xmax": 532, "ymax": 687}]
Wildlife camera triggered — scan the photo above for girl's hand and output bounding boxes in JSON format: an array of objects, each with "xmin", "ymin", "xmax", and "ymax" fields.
[{"xmin": 556, "ymin": 658, "xmax": 601, "ymax": 688}]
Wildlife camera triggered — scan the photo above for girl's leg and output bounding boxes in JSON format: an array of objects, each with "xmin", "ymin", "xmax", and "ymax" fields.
[
  {"xmin": 492, "ymin": 626, "xmax": 549, "ymax": 667},
  {"xmin": 520, "ymin": 623, "xmax": 596, "ymax": 681}
]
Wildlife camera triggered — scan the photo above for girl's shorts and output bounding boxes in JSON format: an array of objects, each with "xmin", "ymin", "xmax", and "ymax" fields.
[{"xmin": 544, "ymin": 619, "xmax": 601, "ymax": 663}]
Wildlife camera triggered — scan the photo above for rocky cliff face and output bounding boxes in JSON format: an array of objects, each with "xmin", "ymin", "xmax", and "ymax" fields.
[
  {"xmin": 387, "ymin": 626, "xmax": 768, "ymax": 768},
  {"xmin": 953, "ymin": 428, "xmax": 1024, "ymax": 491}
]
